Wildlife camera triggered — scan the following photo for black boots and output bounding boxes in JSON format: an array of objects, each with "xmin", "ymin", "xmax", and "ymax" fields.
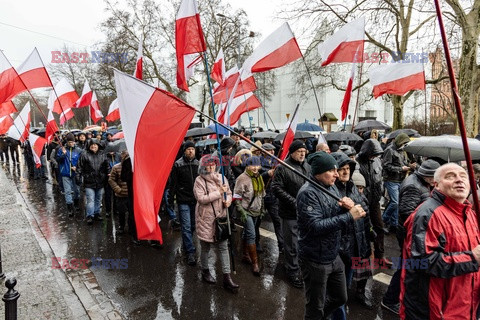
[
  {"xmin": 67, "ymin": 203, "xmax": 74, "ymax": 217},
  {"xmin": 223, "ymin": 273, "xmax": 239, "ymax": 293},
  {"xmin": 201, "ymin": 269, "xmax": 216, "ymax": 284}
]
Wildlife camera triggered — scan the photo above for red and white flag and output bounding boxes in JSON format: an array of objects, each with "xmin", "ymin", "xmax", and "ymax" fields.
[
  {"xmin": 114, "ymin": 69, "xmax": 196, "ymax": 242},
  {"xmin": 48, "ymin": 78, "xmax": 80, "ymax": 114},
  {"xmin": 7, "ymin": 102, "xmax": 30, "ymax": 142},
  {"xmin": 90, "ymin": 92, "xmax": 103, "ymax": 123},
  {"xmin": 217, "ymin": 92, "xmax": 262, "ymax": 126},
  {"xmin": 45, "ymin": 110, "xmax": 59, "ymax": 143},
  {"xmin": 28, "ymin": 133, "xmax": 47, "ymax": 168},
  {"xmin": 106, "ymin": 99, "xmax": 120, "ymax": 122},
  {"xmin": 317, "ymin": 17, "xmax": 365, "ymax": 66},
  {"xmin": 369, "ymin": 62, "xmax": 425, "ymax": 98},
  {"xmin": 175, "ymin": 0, "xmax": 206, "ymax": 91},
  {"xmin": 134, "ymin": 36, "xmax": 143, "ymax": 80},
  {"xmin": 59, "ymin": 108, "xmax": 75, "ymax": 125},
  {"xmin": 76, "ymin": 80, "xmax": 93, "ymax": 108},
  {"xmin": 279, "ymin": 104, "xmax": 300, "ymax": 160},
  {"xmin": 17, "ymin": 48, "xmax": 53, "ymax": 90},
  {"xmin": 241, "ymin": 22, "xmax": 302, "ymax": 79},
  {"xmin": 211, "ymin": 48, "xmax": 225, "ymax": 85},
  {"xmin": 0, "ymin": 114, "xmax": 14, "ymax": 135},
  {"xmin": 0, "ymin": 51, "xmax": 26, "ymax": 104},
  {"xmin": 0, "ymin": 101, "xmax": 17, "ymax": 118},
  {"xmin": 340, "ymin": 63, "xmax": 355, "ymax": 121},
  {"xmin": 213, "ymin": 66, "xmax": 257, "ymax": 104}
]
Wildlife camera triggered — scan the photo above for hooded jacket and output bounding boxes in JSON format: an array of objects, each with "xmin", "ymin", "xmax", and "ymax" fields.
[
  {"xmin": 356, "ymin": 139, "xmax": 384, "ymax": 204},
  {"xmin": 78, "ymin": 148, "xmax": 109, "ymax": 189},
  {"xmin": 382, "ymin": 135, "xmax": 410, "ymax": 182},
  {"xmin": 56, "ymin": 145, "xmax": 83, "ymax": 178}
]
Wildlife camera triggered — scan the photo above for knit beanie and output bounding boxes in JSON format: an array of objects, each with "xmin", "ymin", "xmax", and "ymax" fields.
[
  {"xmin": 183, "ymin": 140, "xmax": 195, "ymax": 151},
  {"xmin": 220, "ymin": 137, "xmax": 235, "ymax": 151},
  {"xmin": 417, "ymin": 159, "xmax": 440, "ymax": 177},
  {"xmin": 395, "ymin": 133, "xmax": 410, "ymax": 148},
  {"xmin": 66, "ymin": 133, "xmax": 75, "ymax": 142},
  {"xmin": 352, "ymin": 172, "xmax": 366, "ymax": 187},
  {"xmin": 289, "ymin": 140, "xmax": 307, "ymax": 154},
  {"xmin": 307, "ymin": 151, "xmax": 338, "ymax": 175}
]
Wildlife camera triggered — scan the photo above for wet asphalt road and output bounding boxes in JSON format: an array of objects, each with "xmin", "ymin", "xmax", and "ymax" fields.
[{"xmin": 3, "ymin": 160, "xmax": 401, "ymax": 320}]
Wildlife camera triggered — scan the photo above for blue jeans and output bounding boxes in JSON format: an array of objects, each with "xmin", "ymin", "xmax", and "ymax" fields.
[
  {"xmin": 85, "ymin": 187, "xmax": 104, "ymax": 218},
  {"xmin": 178, "ymin": 203, "xmax": 196, "ymax": 254},
  {"xmin": 383, "ymin": 181, "xmax": 400, "ymax": 227},
  {"xmin": 163, "ymin": 189, "xmax": 176, "ymax": 220},
  {"xmin": 62, "ymin": 176, "xmax": 79, "ymax": 205},
  {"xmin": 243, "ymin": 215, "xmax": 259, "ymax": 245}
]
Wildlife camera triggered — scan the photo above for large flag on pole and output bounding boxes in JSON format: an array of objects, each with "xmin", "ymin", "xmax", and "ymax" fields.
[
  {"xmin": 213, "ymin": 66, "xmax": 257, "ymax": 104},
  {"xmin": 45, "ymin": 110, "xmax": 59, "ymax": 143},
  {"xmin": 28, "ymin": 133, "xmax": 47, "ymax": 168},
  {"xmin": 317, "ymin": 17, "xmax": 365, "ymax": 66},
  {"xmin": 217, "ymin": 92, "xmax": 262, "ymax": 126},
  {"xmin": 241, "ymin": 22, "xmax": 302, "ymax": 79},
  {"xmin": 0, "ymin": 114, "xmax": 14, "ymax": 135},
  {"xmin": 59, "ymin": 107, "xmax": 74, "ymax": 125},
  {"xmin": 48, "ymin": 78, "xmax": 79, "ymax": 114},
  {"xmin": 17, "ymin": 48, "xmax": 53, "ymax": 90},
  {"xmin": 279, "ymin": 104, "xmax": 300, "ymax": 160},
  {"xmin": 340, "ymin": 63, "xmax": 355, "ymax": 121},
  {"xmin": 76, "ymin": 80, "xmax": 93, "ymax": 108},
  {"xmin": 90, "ymin": 92, "xmax": 103, "ymax": 123},
  {"xmin": 211, "ymin": 48, "xmax": 225, "ymax": 85},
  {"xmin": 0, "ymin": 51, "xmax": 26, "ymax": 104},
  {"xmin": 106, "ymin": 99, "xmax": 120, "ymax": 122},
  {"xmin": 134, "ymin": 36, "xmax": 143, "ymax": 80},
  {"xmin": 7, "ymin": 102, "xmax": 31, "ymax": 142},
  {"xmin": 0, "ymin": 101, "xmax": 17, "ymax": 118},
  {"xmin": 114, "ymin": 69, "xmax": 196, "ymax": 242},
  {"xmin": 369, "ymin": 62, "xmax": 425, "ymax": 98},
  {"xmin": 175, "ymin": 0, "xmax": 206, "ymax": 91}
]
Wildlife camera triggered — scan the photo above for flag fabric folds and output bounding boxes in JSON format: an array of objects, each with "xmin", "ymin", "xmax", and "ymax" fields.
[
  {"xmin": 279, "ymin": 105, "xmax": 300, "ymax": 160},
  {"xmin": 134, "ymin": 36, "xmax": 143, "ymax": 80},
  {"xmin": 217, "ymin": 92, "xmax": 262, "ymax": 126},
  {"xmin": 369, "ymin": 62, "xmax": 425, "ymax": 98},
  {"xmin": 45, "ymin": 110, "xmax": 59, "ymax": 143},
  {"xmin": 106, "ymin": 99, "xmax": 120, "ymax": 122},
  {"xmin": 7, "ymin": 102, "xmax": 30, "ymax": 142},
  {"xmin": 59, "ymin": 108, "xmax": 74, "ymax": 125},
  {"xmin": 29, "ymin": 133, "xmax": 47, "ymax": 168},
  {"xmin": 241, "ymin": 22, "xmax": 302, "ymax": 79},
  {"xmin": 114, "ymin": 69, "xmax": 196, "ymax": 242},
  {"xmin": 0, "ymin": 114, "xmax": 13, "ymax": 135},
  {"xmin": 0, "ymin": 51, "xmax": 26, "ymax": 104},
  {"xmin": 76, "ymin": 80, "xmax": 94, "ymax": 108},
  {"xmin": 213, "ymin": 67, "xmax": 257, "ymax": 104},
  {"xmin": 340, "ymin": 63, "xmax": 355, "ymax": 121},
  {"xmin": 317, "ymin": 17, "xmax": 365, "ymax": 66},
  {"xmin": 48, "ymin": 78, "xmax": 80, "ymax": 114},
  {"xmin": 0, "ymin": 101, "xmax": 17, "ymax": 118},
  {"xmin": 90, "ymin": 92, "xmax": 103, "ymax": 123},
  {"xmin": 211, "ymin": 48, "xmax": 225, "ymax": 85},
  {"xmin": 175, "ymin": 0, "xmax": 206, "ymax": 91},
  {"xmin": 17, "ymin": 48, "xmax": 53, "ymax": 90}
]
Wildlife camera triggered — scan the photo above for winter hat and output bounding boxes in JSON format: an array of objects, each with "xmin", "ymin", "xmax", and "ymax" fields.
[
  {"xmin": 308, "ymin": 151, "xmax": 338, "ymax": 176},
  {"xmin": 220, "ymin": 137, "xmax": 235, "ymax": 151},
  {"xmin": 289, "ymin": 140, "xmax": 307, "ymax": 154},
  {"xmin": 417, "ymin": 159, "xmax": 440, "ymax": 177},
  {"xmin": 330, "ymin": 151, "xmax": 355, "ymax": 170},
  {"xmin": 262, "ymin": 143, "xmax": 275, "ymax": 151},
  {"xmin": 183, "ymin": 140, "xmax": 195, "ymax": 151},
  {"xmin": 339, "ymin": 145, "xmax": 356, "ymax": 157},
  {"xmin": 245, "ymin": 156, "xmax": 262, "ymax": 167},
  {"xmin": 352, "ymin": 172, "xmax": 366, "ymax": 187},
  {"xmin": 66, "ymin": 133, "xmax": 75, "ymax": 142},
  {"xmin": 395, "ymin": 133, "xmax": 410, "ymax": 148}
]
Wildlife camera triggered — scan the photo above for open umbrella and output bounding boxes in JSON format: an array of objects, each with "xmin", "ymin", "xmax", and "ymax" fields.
[
  {"xmin": 104, "ymin": 139, "xmax": 127, "ymax": 153},
  {"xmin": 111, "ymin": 131, "xmax": 124, "ymax": 140},
  {"xmin": 195, "ymin": 139, "xmax": 218, "ymax": 147},
  {"xmin": 275, "ymin": 131, "xmax": 314, "ymax": 141},
  {"xmin": 185, "ymin": 127, "xmax": 215, "ymax": 138},
  {"xmin": 386, "ymin": 128, "xmax": 420, "ymax": 140},
  {"xmin": 325, "ymin": 132, "xmax": 362, "ymax": 143},
  {"xmin": 84, "ymin": 125, "xmax": 102, "ymax": 132},
  {"xmin": 252, "ymin": 131, "xmax": 278, "ymax": 139},
  {"xmin": 353, "ymin": 120, "xmax": 391, "ymax": 132},
  {"xmin": 296, "ymin": 121, "xmax": 323, "ymax": 131},
  {"xmin": 404, "ymin": 135, "xmax": 480, "ymax": 162}
]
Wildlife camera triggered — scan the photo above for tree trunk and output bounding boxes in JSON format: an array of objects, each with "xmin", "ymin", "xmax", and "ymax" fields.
[{"xmin": 392, "ymin": 95, "xmax": 404, "ymax": 130}]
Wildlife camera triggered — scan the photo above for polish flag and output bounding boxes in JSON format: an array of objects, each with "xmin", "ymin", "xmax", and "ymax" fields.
[
  {"xmin": 317, "ymin": 17, "xmax": 365, "ymax": 66},
  {"xmin": 0, "ymin": 114, "xmax": 14, "ymax": 135},
  {"xmin": 48, "ymin": 78, "xmax": 80, "ymax": 114},
  {"xmin": 45, "ymin": 110, "xmax": 59, "ymax": 143},
  {"xmin": 369, "ymin": 62, "xmax": 425, "ymax": 98},
  {"xmin": 0, "ymin": 101, "xmax": 18, "ymax": 118},
  {"xmin": 90, "ymin": 92, "xmax": 103, "ymax": 123},
  {"xmin": 175, "ymin": 0, "xmax": 206, "ymax": 91},
  {"xmin": 213, "ymin": 67, "xmax": 257, "ymax": 104},
  {"xmin": 7, "ymin": 102, "xmax": 31, "ymax": 142},
  {"xmin": 134, "ymin": 36, "xmax": 143, "ymax": 80},
  {"xmin": 340, "ymin": 63, "xmax": 355, "ymax": 121},
  {"xmin": 17, "ymin": 48, "xmax": 53, "ymax": 90},
  {"xmin": 279, "ymin": 104, "xmax": 300, "ymax": 160},
  {"xmin": 59, "ymin": 108, "xmax": 75, "ymax": 125},
  {"xmin": 28, "ymin": 133, "xmax": 47, "ymax": 168},
  {"xmin": 75, "ymin": 80, "xmax": 93, "ymax": 108},
  {"xmin": 106, "ymin": 99, "xmax": 120, "ymax": 122},
  {"xmin": 114, "ymin": 69, "xmax": 196, "ymax": 242},
  {"xmin": 0, "ymin": 51, "xmax": 26, "ymax": 104},
  {"xmin": 241, "ymin": 22, "xmax": 302, "ymax": 79},
  {"xmin": 217, "ymin": 92, "xmax": 262, "ymax": 126},
  {"xmin": 211, "ymin": 48, "xmax": 225, "ymax": 85}
]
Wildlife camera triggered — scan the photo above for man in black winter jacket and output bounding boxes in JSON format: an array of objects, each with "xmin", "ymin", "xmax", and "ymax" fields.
[
  {"xmin": 297, "ymin": 151, "xmax": 365, "ymax": 320},
  {"xmin": 272, "ymin": 140, "xmax": 311, "ymax": 288},
  {"xmin": 168, "ymin": 141, "xmax": 199, "ymax": 266}
]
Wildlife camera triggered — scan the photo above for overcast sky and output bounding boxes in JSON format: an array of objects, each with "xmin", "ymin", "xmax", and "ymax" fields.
[{"xmin": 0, "ymin": 0, "xmax": 284, "ymax": 69}]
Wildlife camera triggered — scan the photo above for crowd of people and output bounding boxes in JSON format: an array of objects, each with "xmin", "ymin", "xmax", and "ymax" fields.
[{"xmin": 2, "ymin": 126, "xmax": 480, "ymax": 320}]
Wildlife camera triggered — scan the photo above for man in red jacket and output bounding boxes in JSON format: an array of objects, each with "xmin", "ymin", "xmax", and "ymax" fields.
[{"xmin": 400, "ymin": 163, "xmax": 480, "ymax": 320}]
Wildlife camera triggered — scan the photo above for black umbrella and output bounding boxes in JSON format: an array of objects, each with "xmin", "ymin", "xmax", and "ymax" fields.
[
  {"xmin": 104, "ymin": 139, "xmax": 127, "ymax": 153},
  {"xmin": 185, "ymin": 127, "xmax": 215, "ymax": 138},
  {"xmin": 252, "ymin": 131, "xmax": 278, "ymax": 139},
  {"xmin": 386, "ymin": 128, "xmax": 420, "ymax": 140},
  {"xmin": 353, "ymin": 120, "xmax": 391, "ymax": 132},
  {"xmin": 195, "ymin": 139, "xmax": 218, "ymax": 147},
  {"xmin": 325, "ymin": 132, "xmax": 362, "ymax": 143},
  {"xmin": 275, "ymin": 131, "xmax": 314, "ymax": 141}
]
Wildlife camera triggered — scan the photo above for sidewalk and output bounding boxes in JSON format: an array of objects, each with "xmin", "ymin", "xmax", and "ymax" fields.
[{"xmin": 0, "ymin": 166, "xmax": 123, "ymax": 319}]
